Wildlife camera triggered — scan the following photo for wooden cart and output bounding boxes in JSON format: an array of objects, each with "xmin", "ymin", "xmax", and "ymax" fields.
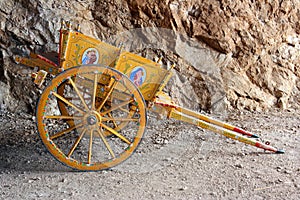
[{"xmin": 15, "ymin": 21, "xmax": 284, "ymax": 171}]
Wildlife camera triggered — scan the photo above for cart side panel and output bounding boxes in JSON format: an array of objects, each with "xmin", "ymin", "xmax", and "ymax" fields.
[
  {"xmin": 115, "ymin": 52, "xmax": 168, "ymax": 101},
  {"xmin": 61, "ymin": 31, "xmax": 120, "ymax": 70}
]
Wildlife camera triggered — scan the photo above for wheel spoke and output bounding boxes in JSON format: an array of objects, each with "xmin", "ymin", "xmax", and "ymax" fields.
[
  {"xmin": 96, "ymin": 80, "xmax": 118, "ymax": 112},
  {"xmin": 107, "ymin": 112, "xmax": 119, "ymax": 128},
  {"xmin": 92, "ymin": 73, "xmax": 98, "ymax": 110},
  {"xmin": 65, "ymin": 97, "xmax": 91, "ymax": 102},
  {"xmin": 45, "ymin": 115, "xmax": 82, "ymax": 120},
  {"xmin": 88, "ymin": 129, "xmax": 93, "ymax": 164},
  {"xmin": 53, "ymin": 92, "xmax": 85, "ymax": 114},
  {"xmin": 101, "ymin": 99, "xmax": 134, "ymax": 115},
  {"xmin": 100, "ymin": 123, "xmax": 131, "ymax": 145},
  {"xmin": 67, "ymin": 128, "xmax": 87, "ymax": 158},
  {"xmin": 50, "ymin": 122, "xmax": 83, "ymax": 140},
  {"xmin": 119, "ymin": 107, "xmax": 130, "ymax": 114},
  {"xmin": 96, "ymin": 128, "xmax": 115, "ymax": 158},
  {"xmin": 102, "ymin": 117, "xmax": 139, "ymax": 122},
  {"xmin": 68, "ymin": 78, "xmax": 89, "ymax": 111}
]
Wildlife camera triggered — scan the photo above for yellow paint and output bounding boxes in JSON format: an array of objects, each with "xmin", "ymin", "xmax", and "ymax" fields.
[
  {"xmin": 61, "ymin": 31, "xmax": 120, "ymax": 69},
  {"xmin": 33, "ymin": 70, "xmax": 47, "ymax": 87},
  {"xmin": 169, "ymin": 109, "xmax": 258, "ymax": 148},
  {"xmin": 175, "ymin": 106, "xmax": 237, "ymax": 131},
  {"xmin": 115, "ymin": 52, "xmax": 168, "ymax": 101},
  {"xmin": 15, "ymin": 55, "xmax": 59, "ymax": 75}
]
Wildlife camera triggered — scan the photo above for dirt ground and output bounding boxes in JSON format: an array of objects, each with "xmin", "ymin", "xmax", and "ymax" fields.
[{"xmin": 0, "ymin": 108, "xmax": 299, "ymax": 200}]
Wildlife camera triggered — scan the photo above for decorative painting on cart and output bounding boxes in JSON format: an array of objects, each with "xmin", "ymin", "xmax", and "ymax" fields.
[
  {"xmin": 82, "ymin": 48, "xmax": 99, "ymax": 64},
  {"xmin": 129, "ymin": 66, "xmax": 147, "ymax": 87}
]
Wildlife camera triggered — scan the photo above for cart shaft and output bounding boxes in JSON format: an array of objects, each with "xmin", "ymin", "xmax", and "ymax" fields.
[
  {"xmin": 151, "ymin": 92, "xmax": 284, "ymax": 154},
  {"xmin": 169, "ymin": 107, "xmax": 283, "ymax": 153},
  {"xmin": 174, "ymin": 107, "xmax": 259, "ymax": 138}
]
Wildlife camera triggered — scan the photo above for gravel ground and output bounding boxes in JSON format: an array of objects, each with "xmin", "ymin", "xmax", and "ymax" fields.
[{"xmin": 0, "ymin": 109, "xmax": 299, "ymax": 200}]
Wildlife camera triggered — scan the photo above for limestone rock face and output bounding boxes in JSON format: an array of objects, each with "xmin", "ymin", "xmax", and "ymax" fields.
[{"xmin": 0, "ymin": 0, "xmax": 299, "ymax": 112}]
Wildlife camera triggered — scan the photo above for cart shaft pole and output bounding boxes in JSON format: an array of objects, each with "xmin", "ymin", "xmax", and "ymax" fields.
[
  {"xmin": 175, "ymin": 107, "xmax": 259, "ymax": 138},
  {"xmin": 168, "ymin": 107, "xmax": 284, "ymax": 154}
]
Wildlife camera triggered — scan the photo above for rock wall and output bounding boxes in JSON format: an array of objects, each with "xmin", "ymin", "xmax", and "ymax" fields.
[{"xmin": 0, "ymin": 0, "xmax": 299, "ymax": 113}]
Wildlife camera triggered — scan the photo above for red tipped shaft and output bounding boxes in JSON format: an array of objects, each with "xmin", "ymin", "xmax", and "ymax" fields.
[
  {"xmin": 233, "ymin": 127, "xmax": 259, "ymax": 138},
  {"xmin": 254, "ymin": 141, "xmax": 285, "ymax": 153}
]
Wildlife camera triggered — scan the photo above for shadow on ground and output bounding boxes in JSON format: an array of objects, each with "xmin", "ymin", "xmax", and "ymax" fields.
[{"xmin": 0, "ymin": 128, "xmax": 71, "ymax": 172}]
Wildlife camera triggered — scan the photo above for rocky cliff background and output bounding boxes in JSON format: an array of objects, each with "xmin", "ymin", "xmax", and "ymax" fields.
[{"xmin": 0, "ymin": 0, "xmax": 300, "ymax": 113}]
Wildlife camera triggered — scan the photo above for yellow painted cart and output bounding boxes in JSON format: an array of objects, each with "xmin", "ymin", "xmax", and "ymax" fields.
[{"xmin": 16, "ymin": 21, "xmax": 284, "ymax": 171}]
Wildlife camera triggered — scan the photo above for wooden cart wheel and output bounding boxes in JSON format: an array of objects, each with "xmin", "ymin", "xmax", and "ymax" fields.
[{"xmin": 36, "ymin": 65, "xmax": 147, "ymax": 171}]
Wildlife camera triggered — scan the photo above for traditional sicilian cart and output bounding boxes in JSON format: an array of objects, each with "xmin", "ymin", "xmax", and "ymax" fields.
[{"xmin": 15, "ymin": 21, "xmax": 284, "ymax": 171}]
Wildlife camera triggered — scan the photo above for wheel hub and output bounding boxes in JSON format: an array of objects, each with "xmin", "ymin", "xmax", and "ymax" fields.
[
  {"xmin": 86, "ymin": 111, "xmax": 102, "ymax": 126},
  {"xmin": 87, "ymin": 115, "xmax": 98, "ymax": 125}
]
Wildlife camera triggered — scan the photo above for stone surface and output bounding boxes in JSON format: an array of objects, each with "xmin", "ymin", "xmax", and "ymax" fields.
[{"xmin": 0, "ymin": 0, "xmax": 300, "ymax": 112}]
